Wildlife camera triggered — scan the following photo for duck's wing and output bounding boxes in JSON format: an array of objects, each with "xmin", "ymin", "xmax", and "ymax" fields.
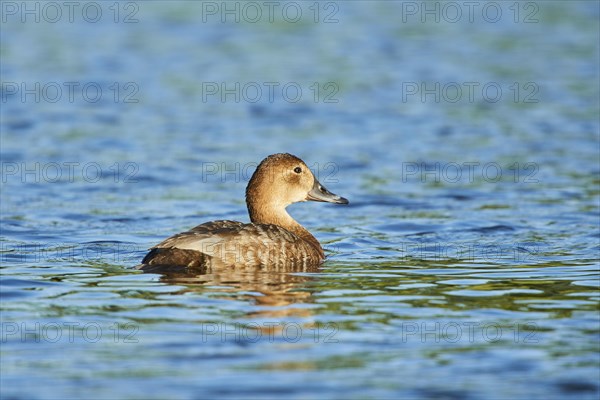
[
  {"xmin": 189, "ymin": 220, "xmax": 246, "ymax": 233},
  {"xmin": 151, "ymin": 220, "xmax": 247, "ymax": 249},
  {"xmin": 145, "ymin": 221, "xmax": 321, "ymax": 268},
  {"xmin": 139, "ymin": 220, "xmax": 241, "ymax": 269}
]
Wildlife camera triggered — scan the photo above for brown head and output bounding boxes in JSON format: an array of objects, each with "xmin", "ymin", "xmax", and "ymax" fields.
[
  {"xmin": 245, "ymin": 153, "xmax": 348, "ymax": 250},
  {"xmin": 246, "ymin": 153, "xmax": 348, "ymax": 218}
]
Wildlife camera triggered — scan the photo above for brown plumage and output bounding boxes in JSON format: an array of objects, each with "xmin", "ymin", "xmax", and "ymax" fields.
[{"xmin": 138, "ymin": 153, "xmax": 348, "ymax": 272}]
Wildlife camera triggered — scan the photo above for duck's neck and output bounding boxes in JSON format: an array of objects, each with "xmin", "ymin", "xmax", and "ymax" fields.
[{"xmin": 248, "ymin": 203, "xmax": 324, "ymax": 257}]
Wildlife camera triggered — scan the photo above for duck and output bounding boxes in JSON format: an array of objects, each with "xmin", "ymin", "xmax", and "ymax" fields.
[{"xmin": 138, "ymin": 153, "xmax": 348, "ymax": 272}]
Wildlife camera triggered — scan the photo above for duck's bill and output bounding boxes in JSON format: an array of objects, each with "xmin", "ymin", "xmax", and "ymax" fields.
[{"xmin": 307, "ymin": 180, "xmax": 349, "ymax": 204}]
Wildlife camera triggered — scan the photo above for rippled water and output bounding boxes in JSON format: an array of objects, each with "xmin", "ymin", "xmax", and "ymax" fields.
[{"xmin": 1, "ymin": 2, "xmax": 599, "ymax": 399}]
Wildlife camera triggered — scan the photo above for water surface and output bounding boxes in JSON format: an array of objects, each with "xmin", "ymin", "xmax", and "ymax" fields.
[{"xmin": 1, "ymin": 2, "xmax": 599, "ymax": 399}]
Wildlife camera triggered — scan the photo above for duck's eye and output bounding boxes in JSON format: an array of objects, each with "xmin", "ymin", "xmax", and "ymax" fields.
[{"xmin": 294, "ymin": 167, "xmax": 302, "ymax": 174}]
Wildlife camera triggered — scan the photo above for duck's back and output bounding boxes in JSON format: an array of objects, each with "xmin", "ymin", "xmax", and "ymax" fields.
[{"xmin": 139, "ymin": 220, "xmax": 322, "ymax": 271}]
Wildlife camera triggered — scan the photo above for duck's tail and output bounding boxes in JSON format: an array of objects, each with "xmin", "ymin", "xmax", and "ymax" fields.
[{"xmin": 136, "ymin": 248, "xmax": 211, "ymax": 273}]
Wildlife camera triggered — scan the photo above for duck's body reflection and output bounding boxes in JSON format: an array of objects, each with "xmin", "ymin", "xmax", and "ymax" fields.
[{"xmin": 151, "ymin": 260, "xmax": 320, "ymax": 323}]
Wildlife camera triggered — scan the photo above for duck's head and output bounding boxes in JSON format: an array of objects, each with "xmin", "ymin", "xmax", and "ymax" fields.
[{"xmin": 246, "ymin": 153, "xmax": 348, "ymax": 212}]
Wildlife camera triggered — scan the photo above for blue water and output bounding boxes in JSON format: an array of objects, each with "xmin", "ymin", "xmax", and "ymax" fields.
[{"xmin": 1, "ymin": 1, "xmax": 599, "ymax": 399}]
